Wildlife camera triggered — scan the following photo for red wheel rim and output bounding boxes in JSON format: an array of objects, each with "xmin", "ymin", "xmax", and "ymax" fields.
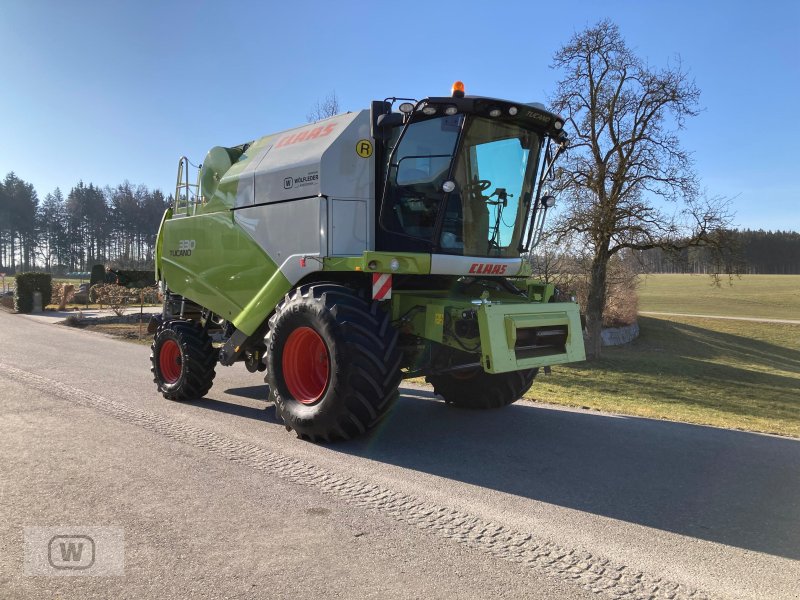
[
  {"xmin": 282, "ymin": 326, "xmax": 329, "ymax": 404},
  {"xmin": 159, "ymin": 339, "xmax": 182, "ymax": 384}
]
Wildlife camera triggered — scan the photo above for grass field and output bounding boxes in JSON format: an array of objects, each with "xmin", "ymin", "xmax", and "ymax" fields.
[
  {"xmin": 531, "ymin": 274, "xmax": 800, "ymax": 438},
  {"xmin": 638, "ymin": 274, "xmax": 800, "ymax": 320},
  {"xmin": 529, "ymin": 316, "xmax": 800, "ymax": 437}
]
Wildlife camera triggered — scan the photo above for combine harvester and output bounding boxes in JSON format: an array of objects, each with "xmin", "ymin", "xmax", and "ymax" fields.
[{"xmin": 151, "ymin": 82, "xmax": 585, "ymax": 441}]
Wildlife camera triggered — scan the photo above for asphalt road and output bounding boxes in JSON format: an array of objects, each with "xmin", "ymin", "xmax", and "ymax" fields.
[{"xmin": 1, "ymin": 310, "xmax": 798, "ymax": 599}]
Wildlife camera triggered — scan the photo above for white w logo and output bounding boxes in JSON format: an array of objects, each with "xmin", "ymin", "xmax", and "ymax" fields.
[{"xmin": 59, "ymin": 542, "xmax": 84, "ymax": 562}]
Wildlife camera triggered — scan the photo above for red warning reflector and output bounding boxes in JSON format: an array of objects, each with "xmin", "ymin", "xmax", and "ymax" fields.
[{"xmin": 372, "ymin": 273, "xmax": 392, "ymax": 300}]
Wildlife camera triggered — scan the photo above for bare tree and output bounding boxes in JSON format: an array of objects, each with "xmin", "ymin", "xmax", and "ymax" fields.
[
  {"xmin": 306, "ymin": 91, "xmax": 340, "ymax": 122},
  {"xmin": 549, "ymin": 20, "xmax": 732, "ymax": 357}
]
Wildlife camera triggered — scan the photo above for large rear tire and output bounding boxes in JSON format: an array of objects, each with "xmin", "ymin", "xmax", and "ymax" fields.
[
  {"xmin": 426, "ymin": 366, "xmax": 537, "ymax": 409},
  {"xmin": 266, "ymin": 283, "xmax": 401, "ymax": 442},
  {"xmin": 151, "ymin": 320, "xmax": 217, "ymax": 401}
]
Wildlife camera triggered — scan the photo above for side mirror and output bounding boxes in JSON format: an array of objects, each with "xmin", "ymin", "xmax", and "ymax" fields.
[
  {"xmin": 373, "ymin": 112, "xmax": 404, "ymax": 141},
  {"xmin": 377, "ymin": 113, "xmax": 403, "ymax": 128}
]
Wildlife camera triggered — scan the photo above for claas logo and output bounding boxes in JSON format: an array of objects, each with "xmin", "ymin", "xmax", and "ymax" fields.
[
  {"xmin": 275, "ymin": 124, "xmax": 336, "ymax": 148},
  {"xmin": 469, "ymin": 263, "xmax": 507, "ymax": 275}
]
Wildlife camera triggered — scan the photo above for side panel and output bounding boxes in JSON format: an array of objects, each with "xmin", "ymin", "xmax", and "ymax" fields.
[
  {"xmin": 329, "ymin": 199, "xmax": 367, "ymax": 256},
  {"xmin": 234, "ymin": 197, "xmax": 327, "ymax": 285},
  {"xmin": 232, "ymin": 269, "xmax": 292, "ymax": 336},
  {"xmin": 230, "ymin": 135, "xmax": 277, "ymax": 209},
  {"xmin": 319, "ymin": 110, "xmax": 375, "ymax": 251},
  {"xmin": 251, "ymin": 113, "xmax": 360, "ymax": 204},
  {"xmin": 160, "ymin": 212, "xmax": 278, "ymax": 321},
  {"xmin": 319, "ymin": 112, "xmax": 374, "ymax": 199}
]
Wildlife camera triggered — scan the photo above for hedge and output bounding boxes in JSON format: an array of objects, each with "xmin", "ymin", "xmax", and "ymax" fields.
[
  {"xmin": 115, "ymin": 270, "xmax": 155, "ymax": 288},
  {"xmin": 14, "ymin": 273, "xmax": 52, "ymax": 313},
  {"xmin": 90, "ymin": 264, "xmax": 106, "ymax": 287}
]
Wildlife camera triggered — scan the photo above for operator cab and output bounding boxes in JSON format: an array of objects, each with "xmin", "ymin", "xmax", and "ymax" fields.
[{"xmin": 372, "ymin": 83, "xmax": 566, "ymax": 258}]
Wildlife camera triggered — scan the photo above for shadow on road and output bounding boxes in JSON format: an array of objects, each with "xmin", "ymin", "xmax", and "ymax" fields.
[
  {"xmin": 327, "ymin": 386, "xmax": 800, "ymax": 561},
  {"xmin": 191, "ymin": 386, "xmax": 281, "ymax": 424},
  {"xmin": 224, "ymin": 385, "xmax": 270, "ymax": 402},
  {"xmin": 200, "ymin": 380, "xmax": 799, "ymax": 560}
]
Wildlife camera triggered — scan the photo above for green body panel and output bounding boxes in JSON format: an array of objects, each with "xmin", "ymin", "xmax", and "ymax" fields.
[
  {"xmin": 233, "ymin": 270, "xmax": 292, "ymax": 336},
  {"xmin": 477, "ymin": 301, "xmax": 585, "ymax": 373},
  {"xmin": 526, "ymin": 281, "xmax": 555, "ymax": 303},
  {"xmin": 160, "ymin": 211, "xmax": 282, "ymax": 329},
  {"xmin": 391, "ymin": 290, "xmax": 585, "ymax": 374},
  {"xmin": 390, "ymin": 293, "xmax": 452, "ymax": 343},
  {"xmin": 162, "ymin": 134, "xmax": 292, "ymax": 335},
  {"xmin": 517, "ymin": 262, "xmax": 533, "ymax": 277},
  {"xmin": 323, "ymin": 252, "xmax": 432, "ymax": 275},
  {"xmin": 154, "ymin": 207, "xmax": 172, "ymax": 282}
]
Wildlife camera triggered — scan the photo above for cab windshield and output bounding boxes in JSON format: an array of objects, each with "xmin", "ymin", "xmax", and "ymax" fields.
[{"xmin": 380, "ymin": 114, "xmax": 542, "ymax": 257}]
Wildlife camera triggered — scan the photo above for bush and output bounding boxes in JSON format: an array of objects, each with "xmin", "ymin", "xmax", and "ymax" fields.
[
  {"xmin": 14, "ymin": 273, "xmax": 53, "ymax": 313},
  {"xmin": 89, "ymin": 283, "xmax": 102, "ymax": 303},
  {"xmin": 92, "ymin": 283, "xmax": 158, "ymax": 316},
  {"xmin": 90, "ymin": 264, "xmax": 106, "ymax": 287},
  {"xmin": 139, "ymin": 285, "xmax": 159, "ymax": 304},
  {"xmin": 532, "ymin": 251, "xmax": 639, "ymax": 327},
  {"xmin": 51, "ymin": 282, "xmax": 76, "ymax": 310},
  {"xmin": 115, "ymin": 270, "xmax": 155, "ymax": 288},
  {"xmin": 93, "ymin": 283, "xmax": 133, "ymax": 316}
]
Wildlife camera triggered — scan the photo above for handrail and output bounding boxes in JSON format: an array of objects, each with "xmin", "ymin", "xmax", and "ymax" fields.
[{"xmin": 174, "ymin": 156, "xmax": 201, "ymax": 215}]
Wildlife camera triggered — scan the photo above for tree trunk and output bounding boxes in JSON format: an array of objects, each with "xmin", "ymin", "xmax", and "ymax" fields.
[{"xmin": 585, "ymin": 246, "xmax": 610, "ymax": 358}]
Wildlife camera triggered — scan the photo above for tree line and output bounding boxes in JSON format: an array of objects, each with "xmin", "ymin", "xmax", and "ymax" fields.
[
  {"xmin": 2, "ymin": 168, "xmax": 797, "ymax": 277},
  {"xmin": 633, "ymin": 229, "xmax": 800, "ymax": 275},
  {"xmin": 0, "ymin": 172, "xmax": 170, "ymax": 274}
]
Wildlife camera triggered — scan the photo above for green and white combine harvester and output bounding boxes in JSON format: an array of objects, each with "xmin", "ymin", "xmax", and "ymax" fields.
[{"xmin": 151, "ymin": 81, "xmax": 586, "ymax": 441}]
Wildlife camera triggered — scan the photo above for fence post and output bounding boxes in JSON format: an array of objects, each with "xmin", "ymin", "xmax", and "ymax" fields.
[{"xmin": 139, "ymin": 290, "xmax": 144, "ymax": 339}]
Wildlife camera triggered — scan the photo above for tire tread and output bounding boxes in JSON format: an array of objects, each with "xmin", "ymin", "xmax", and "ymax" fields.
[{"xmin": 267, "ymin": 283, "xmax": 400, "ymax": 441}]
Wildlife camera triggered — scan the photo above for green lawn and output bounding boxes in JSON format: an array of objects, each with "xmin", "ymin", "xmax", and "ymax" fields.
[
  {"xmin": 638, "ymin": 274, "xmax": 800, "ymax": 320},
  {"xmin": 530, "ymin": 314, "xmax": 800, "ymax": 438},
  {"xmin": 534, "ymin": 274, "xmax": 800, "ymax": 437}
]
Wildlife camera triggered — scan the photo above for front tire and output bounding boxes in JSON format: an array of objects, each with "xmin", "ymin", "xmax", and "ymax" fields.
[
  {"xmin": 151, "ymin": 320, "xmax": 217, "ymax": 401},
  {"xmin": 266, "ymin": 283, "xmax": 401, "ymax": 442},
  {"xmin": 426, "ymin": 367, "xmax": 537, "ymax": 409}
]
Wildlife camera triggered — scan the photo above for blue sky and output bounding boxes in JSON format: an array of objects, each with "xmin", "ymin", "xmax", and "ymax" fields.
[{"xmin": 1, "ymin": 0, "xmax": 797, "ymax": 230}]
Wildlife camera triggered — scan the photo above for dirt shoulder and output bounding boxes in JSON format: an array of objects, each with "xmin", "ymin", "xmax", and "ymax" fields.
[{"xmin": 60, "ymin": 312, "xmax": 155, "ymax": 345}]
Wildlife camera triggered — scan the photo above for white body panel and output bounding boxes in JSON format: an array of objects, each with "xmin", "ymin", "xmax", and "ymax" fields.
[
  {"xmin": 234, "ymin": 197, "xmax": 327, "ymax": 285},
  {"xmin": 248, "ymin": 110, "xmax": 374, "ymax": 205},
  {"xmin": 329, "ymin": 199, "xmax": 368, "ymax": 256},
  {"xmin": 231, "ymin": 110, "xmax": 379, "ymax": 281},
  {"xmin": 429, "ymin": 254, "xmax": 523, "ymax": 276}
]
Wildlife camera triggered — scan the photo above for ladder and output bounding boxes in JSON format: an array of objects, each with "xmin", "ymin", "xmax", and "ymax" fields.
[{"xmin": 174, "ymin": 156, "xmax": 202, "ymax": 216}]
